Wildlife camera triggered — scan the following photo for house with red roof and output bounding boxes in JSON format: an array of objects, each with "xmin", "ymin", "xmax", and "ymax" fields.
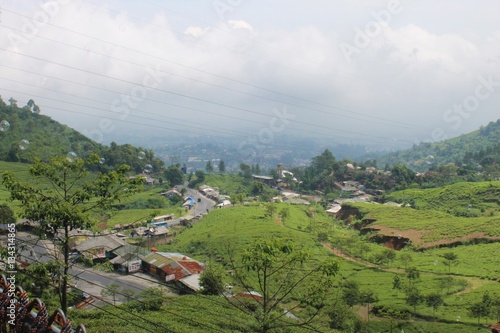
[{"xmin": 142, "ymin": 252, "xmax": 205, "ymax": 292}]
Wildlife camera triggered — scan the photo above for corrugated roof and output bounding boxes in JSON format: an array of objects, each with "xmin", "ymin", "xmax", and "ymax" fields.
[
  {"xmin": 75, "ymin": 235, "xmax": 126, "ymax": 253},
  {"xmin": 144, "ymin": 252, "xmax": 205, "ymax": 281},
  {"xmin": 112, "ymin": 244, "xmax": 150, "ymax": 257},
  {"xmin": 179, "ymin": 274, "xmax": 201, "ymax": 291},
  {"xmin": 143, "ymin": 252, "xmax": 174, "ymax": 268}
]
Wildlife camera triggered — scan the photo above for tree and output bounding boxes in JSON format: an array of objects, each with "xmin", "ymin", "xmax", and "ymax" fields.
[
  {"xmin": 164, "ymin": 164, "xmax": 184, "ymax": 185},
  {"xmin": 0, "ymin": 204, "xmax": 16, "ymax": 225},
  {"xmin": 2, "ymin": 154, "xmax": 142, "ymax": 313},
  {"xmin": 375, "ymin": 248, "xmax": 396, "ymax": 266},
  {"xmin": 264, "ymin": 203, "xmax": 277, "ymax": 218},
  {"xmin": 239, "ymin": 163, "xmax": 252, "ymax": 179},
  {"xmin": 200, "ymin": 263, "xmax": 226, "ymax": 295},
  {"xmin": 278, "ymin": 207, "xmax": 289, "ymax": 222},
  {"xmin": 399, "ymin": 253, "xmax": 413, "ymax": 269},
  {"xmin": 442, "ymin": 252, "xmax": 458, "ymax": 273},
  {"xmin": 425, "ymin": 293, "xmax": 444, "ymax": 318},
  {"xmin": 101, "ymin": 283, "xmax": 121, "ymax": 305},
  {"xmin": 218, "ymin": 160, "xmax": 226, "ymax": 174},
  {"xmin": 205, "ymin": 160, "xmax": 214, "ymax": 174},
  {"xmin": 128, "ymin": 287, "xmax": 165, "ymax": 312},
  {"xmin": 360, "ymin": 290, "xmax": 378, "ymax": 322},
  {"xmin": 122, "ymin": 288, "xmax": 136, "ymax": 302},
  {"xmin": 468, "ymin": 302, "xmax": 489, "ymax": 324},
  {"xmin": 341, "ymin": 280, "xmax": 361, "ymax": 308},
  {"xmin": 437, "ymin": 276, "xmax": 455, "ymax": 294},
  {"xmin": 392, "ymin": 275, "xmax": 402, "ymax": 290},
  {"xmin": 405, "ymin": 289, "xmax": 423, "ymax": 317},
  {"xmin": 405, "ymin": 266, "xmax": 420, "ymax": 288},
  {"xmin": 490, "ymin": 293, "xmax": 500, "ymax": 322},
  {"xmin": 226, "ymin": 237, "xmax": 339, "ymax": 333}
]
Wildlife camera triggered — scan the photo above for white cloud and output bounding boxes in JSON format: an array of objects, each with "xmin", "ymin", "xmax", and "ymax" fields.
[{"xmin": 1, "ymin": 0, "xmax": 500, "ymax": 149}]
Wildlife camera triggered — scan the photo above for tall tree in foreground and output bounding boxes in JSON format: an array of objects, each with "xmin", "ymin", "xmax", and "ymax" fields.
[
  {"xmin": 2, "ymin": 154, "xmax": 142, "ymax": 314},
  {"xmin": 226, "ymin": 237, "xmax": 339, "ymax": 333}
]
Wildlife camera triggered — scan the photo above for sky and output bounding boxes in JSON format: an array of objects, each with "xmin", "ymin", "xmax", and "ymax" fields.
[{"xmin": 1, "ymin": 0, "xmax": 500, "ymax": 152}]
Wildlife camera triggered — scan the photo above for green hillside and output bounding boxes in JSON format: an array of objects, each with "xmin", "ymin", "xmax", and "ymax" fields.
[
  {"xmin": 156, "ymin": 204, "xmax": 498, "ymax": 332},
  {"xmin": 0, "ymin": 95, "xmax": 164, "ymax": 173},
  {"xmin": 344, "ymin": 202, "xmax": 500, "ymax": 248},
  {"xmin": 385, "ymin": 180, "xmax": 500, "ymax": 217},
  {"xmin": 377, "ymin": 119, "xmax": 500, "ymax": 172}
]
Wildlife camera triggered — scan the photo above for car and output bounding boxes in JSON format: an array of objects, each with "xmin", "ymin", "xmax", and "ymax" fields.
[{"xmin": 197, "ymin": 197, "xmax": 201, "ymax": 202}]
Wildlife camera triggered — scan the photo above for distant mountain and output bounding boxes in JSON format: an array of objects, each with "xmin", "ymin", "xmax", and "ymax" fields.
[
  {"xmin": 376, "ymin": 119, "xmax": 500, "ymax": 172},
  {"xmin": 0, "ymin": 96, "xmax": 164, "ymax": 173}
]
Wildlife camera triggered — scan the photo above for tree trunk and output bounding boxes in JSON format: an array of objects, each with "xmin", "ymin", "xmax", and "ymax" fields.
[{"xmin": 61, "ymin": 223, "xmax": 69, "ymax": 314}]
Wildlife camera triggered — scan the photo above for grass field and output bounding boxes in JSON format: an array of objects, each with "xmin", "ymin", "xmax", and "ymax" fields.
[
  {"xmin": 159, "ymin": 203, "xmax": 499, "ymax": 331},
  {"xmin": 347, "ymin": 202, "xmax": 500, "ymax": 247},
  {"xmin": 386, "ymin": 180, "xmax": 500, "ymax": 216}
]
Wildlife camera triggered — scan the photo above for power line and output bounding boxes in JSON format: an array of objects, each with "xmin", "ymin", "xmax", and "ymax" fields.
[
  {"xmin": 14, "ymin": 251, "xmax": 240, "ymax": 333},
  {"xmin": 0, "ymin": 48, "xmax": 422, "ymax": 146},
  {"xmin": 0, "ymin": 24, "xmax": 428, "ymax": 132},
  {"xmin": 84, "ymin": 0, "xmax": 430, "ymax": 107},
  {"xmin": 0, "ymin": 84, "xmax": 414, "ymax": 147},
  {"xmin": 0, "ymin": 6, "xmax": 432, "ymax": 131}
]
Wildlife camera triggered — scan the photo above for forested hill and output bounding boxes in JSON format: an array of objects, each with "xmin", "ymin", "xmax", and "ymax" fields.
[
  {"xmin": 377, "ymin": 119, "xmax": 500, "ymax": 172},
  {"xmin": 0, "ymin": 96, "xmax": 164, "ymax": 173}
]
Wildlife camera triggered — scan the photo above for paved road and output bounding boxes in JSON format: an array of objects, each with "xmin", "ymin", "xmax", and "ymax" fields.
[
  {"xmin": 166, "ymin": 186, "xmax": 215, "ymax": 226},
  {"xmin": 1, "ymin": 187, "xmax": 214, "ymax": 305},
  {"xmin": 2, "ymin": 232, "xmax": 172, "ymax": 306}
]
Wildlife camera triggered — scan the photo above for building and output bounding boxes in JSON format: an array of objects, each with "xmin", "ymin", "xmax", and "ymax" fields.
[
  {"xmin": 252, "ymin": 175, "xmax": 276, "ymax": 186},
  {"xmin": 108, "ymin": 244, "xmax": 150, "ymax": 273},
  {"xmin": 142, "ymin": 252, "xmax": 205, "ymax": 292},
  {"xmin": 74, "ymin": 235, "xmax": 126, "ymax": 263}
]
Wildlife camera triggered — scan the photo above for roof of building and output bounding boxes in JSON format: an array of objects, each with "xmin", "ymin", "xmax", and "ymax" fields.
[
  {"xmin": 111, "ymin": 244, "xmax": 150, "ymax": 257},
  {"xmin": 287, "ymin": 198, "xmax": 310, "ymax": 205},
  {"xmin": 326, "ymin": 204, "xmax": 342, "ymax": 214},
  {"xmin": 252, "ymin": 175, "xmax": 274, "ymax": 180},
  {"xmin": 75, "ymin": 235, "xmax": 126, "ymax": 253},
  {"xmin": 143, "ymin": 252, "xmax": 205, "ymax": 281},
  {"xmin": 179, "ymin": 274, "xmax": 202, "ymax": 291},
  {"xmin": 153, "ymin": 214, "xmax": 174, "ymax": 222}
]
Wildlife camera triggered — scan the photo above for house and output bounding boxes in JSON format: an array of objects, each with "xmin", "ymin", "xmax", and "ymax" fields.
[
  {"xmin": 108, "ymin": 244, "xmax": 150, "ymax": 273},
  {"xmin": 365, "ymin": 166, "xmax": 377, "ymax": 173},
  {"xmin": 160, "ymin": 189, "xmax": 182, "ymax": 198},
  {"xmin": 142, "ymin": 252, "xmax": 205, "ymax": 292},
  {"xmin": 216, "ymin": 199, "xmax": 231, "ymax": 208},
  {"xmin": 153, "ymin": 214, "xmax": 174, "ymax": 223},
  {"xmin": 325, "ymin": 204, "xmax": 342, "ymax": 216},
  {"xmin": 74, "ymin": 235, "xmax": 126, "ymax": 263},
  {"xmin": 281, "ymin": 191, "xmax": 301, "ymax": 201},
  {"xmin": 252, "ymin": 175, "xmax": 276, "ymax": 186},
  {"xmin": 287, "ymin": 198, "xmax": 310, "ymax": 206},
  {"xmin": 129, "ymin": 174, "xmax": 157, "ymax": 185},
  {"xmin": 182, "ymin": 198, "xmax": 196, "ymax": 209}
]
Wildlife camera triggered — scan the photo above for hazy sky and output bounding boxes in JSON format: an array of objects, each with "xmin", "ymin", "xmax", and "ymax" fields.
[{"xmin": 1, "ymin": 0, "xmax": 500, "ymax": 151}]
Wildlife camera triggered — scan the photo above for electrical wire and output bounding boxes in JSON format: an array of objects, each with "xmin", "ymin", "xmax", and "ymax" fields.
[
  {"xmin": 12, "ymin": 251, "xmax": 243, "ymax": 333},
  {"xmin": 0, "ymin": 48, "xmax": 421, "ymax": 147},
  {"xmin": 0, "ymin": 6, "xmax": 432, "ymax": 132},
  {"xmin": 0, "ymin": 22, "xmax": 430, "ymax": 132}
]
